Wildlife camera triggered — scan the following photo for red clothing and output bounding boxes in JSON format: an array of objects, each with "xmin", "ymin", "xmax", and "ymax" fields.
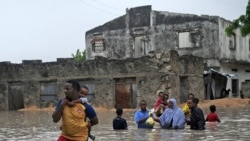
[
  {"xmin": 154, "ymin": 98, "xmax": 163, "ymax": 110},
  {"xmin": 57, "ymin": 136, "xmax": 73, "ymax": 141},
  {"xmin": 206, "ymin": 112, "xmax": 220, "ymax": 122}
]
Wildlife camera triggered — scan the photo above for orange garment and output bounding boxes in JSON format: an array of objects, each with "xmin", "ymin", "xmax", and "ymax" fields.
[{"xmin": 61, "ymin": 103, "xmax": 88, "ymax": 141}]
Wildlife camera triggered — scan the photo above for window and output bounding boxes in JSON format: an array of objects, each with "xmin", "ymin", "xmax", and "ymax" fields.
[
  {"xmin": 134, "ymin": 36, "xmax": 148, "ymax": 57},
  {"xmin": 40, "ymin": 81, "xmax": 57, "ymax": 102},
  {"xmin": 178, "ymin": 32, "xmax": 191, "ymax": 48},
  {"xmin": 133, "ymin": 28, "xmax": 145, "ymax": 36},
  {"xmin": 91, "ymin": 33, "xmax": 105, "ymax": 53},
  {"xmin": 245, "ymin": 70, "xmax": 250, "ymax": 73},
  {"xmin": 92, "ymin": 39, "xmax": 105, "ymax": 53},
  {"xmin": 229, "ymin": 33, "xmax": 236, "ymax": 50},
  {"xmin": 178, "ymin": 30, "xmax": 201, "ymax": 48},
  {"xmin": 249, "ymin": 38, "xmax": 250, "ymax": 51},
  {"xmin": 141, "ymin": 38, "xmax": 148, "ymax": 55},
  {"xmin": 231, "ymin": 69, "xmax": 238, "ymax": 72}
]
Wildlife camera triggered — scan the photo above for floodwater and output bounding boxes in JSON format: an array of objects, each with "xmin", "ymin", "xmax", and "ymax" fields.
[{"xmin": 0, "ymin": 106, "xmax": 250, "ymax": 141}]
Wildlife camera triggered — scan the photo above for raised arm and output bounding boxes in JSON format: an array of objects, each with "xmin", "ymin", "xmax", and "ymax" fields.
[{"xmin": 52, "ymin": 98, "xmax": 67, "ymax": 123}]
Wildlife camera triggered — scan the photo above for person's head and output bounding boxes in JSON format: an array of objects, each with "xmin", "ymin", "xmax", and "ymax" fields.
[
  {"xmin": 158, "ymin": 92, "xmax": 164, "ymax": 100},
  {"xmin": 187, "ymin": 93, "xmax": 195, "ymax": 100},
  {"xmin": 209, "ymin": 105, "xmax": 216, "ymax": 113},
  {"xmin": 65, "ymin": 80, "xmax": 81, "ymax": 101},
  {"xmin": 187, "ymin": 99, "xmax": 192, "ymax": 109},
  {"xmin": 187, "ymin": 97, "xmax": 199, "ymax": 109},
  {"xmin": 80, "ymin": 85, "xmax": 89, "ymax": 97},
  {"xmin": 139, "ymin": 100, "xmax": 147, "ymax": 111},
  {"xmin": 167, "ymin": 98, "xmax": 177, "ymax": 109},
  {"xmin": 164, "ymin": 93, "xmax": 169, "ymax": 100},
  {"xmin": 116, "ymin": 107, "xmax": 123, "ymax": 116}
]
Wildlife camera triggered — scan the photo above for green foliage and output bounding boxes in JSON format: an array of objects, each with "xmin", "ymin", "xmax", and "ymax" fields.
[
  {"xmin": 225, "ymin": 0, "xmax": 250, "ymax": 37},
  {"xmin": 72, "ymin": 49, "xmax": 86, "ymax": 62}
]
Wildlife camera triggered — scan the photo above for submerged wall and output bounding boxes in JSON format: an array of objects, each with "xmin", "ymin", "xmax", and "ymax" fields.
[{"xmin": 0, "ymin": 50, "xmax": 204, "ymax": 111}]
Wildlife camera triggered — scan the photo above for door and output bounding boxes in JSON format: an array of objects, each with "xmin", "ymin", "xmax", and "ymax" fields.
[
  {"xmin": 180, "ymin": 76, "xmax": 188, "ymax": 103},
  {"xmin": 8, "ymin": 83, "xmax": 24, "ymax": 110},
  {"xmin": 115, "ymin": 78, "xmax": 136, "ymax": 108},
  {"xmin": 232, "ymin": 79, "xmax": 239, "ymax": 97}
]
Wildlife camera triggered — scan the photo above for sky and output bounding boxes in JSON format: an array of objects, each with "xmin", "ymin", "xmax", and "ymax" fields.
[{"xmin": 0, "ymin": 0, "xmax": 248, "ymax": 63}]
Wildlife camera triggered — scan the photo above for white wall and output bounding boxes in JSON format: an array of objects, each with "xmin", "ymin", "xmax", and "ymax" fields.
[
  {"xmin": 220, "ymin": 64, "xmax": 250, "ymax": 97},
  {"xmin": 219, "ymin": 18, "xmax": 250, "ymax": 62},
  {"xmin": 217, "ymin": 18, "xmax": 250, "ymax": 97}
]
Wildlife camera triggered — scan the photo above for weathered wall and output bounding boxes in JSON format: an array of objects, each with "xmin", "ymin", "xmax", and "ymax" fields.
[
  {"xmin": 241, "ymin": 81, "xmax": 250, "ymax": 98},
  {"xmin": 0, "ymin": 50, "xmax": 204, "ymax": 111},
  {"xmin": 85, "ymin": 5, "xmax": 250, "ymax": 99},
  {"xmin": 85, "ymin": 5, "xmax": 220, "ymax": 61},
  {"xmin": 219, "ymin": 19, "xmax": 250, "ymax": 62}
]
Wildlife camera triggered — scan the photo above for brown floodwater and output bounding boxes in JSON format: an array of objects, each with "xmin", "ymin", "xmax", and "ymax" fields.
[{"xmin": 0, "ymin": 106, "xmax": 250, "ymax": 141}]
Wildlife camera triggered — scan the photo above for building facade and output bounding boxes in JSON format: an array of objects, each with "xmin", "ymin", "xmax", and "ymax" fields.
[{"xmin": 85, "ymin": 5, "xmax": 250, "ymax": 98}]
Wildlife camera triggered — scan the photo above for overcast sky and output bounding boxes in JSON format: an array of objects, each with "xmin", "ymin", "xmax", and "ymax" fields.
[{"xmin": 0, "ymin": 0, "xmax": 248, "ymax": 63}]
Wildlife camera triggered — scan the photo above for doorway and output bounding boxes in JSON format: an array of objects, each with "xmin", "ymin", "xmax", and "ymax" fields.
[
  {"xmin": 180, "ymin": 76, "xmax": 188, "ymax": 103},
  {"xmin": 232, "ymin": 79, "xmax": 239, "ymax": 97},
  {"xmin": 8, "ymin": 83, "xmax": 24, "ymax": 110},
  {"xmin": 115, "ymin": 78, "xmax": 136, "ymax": 108}
]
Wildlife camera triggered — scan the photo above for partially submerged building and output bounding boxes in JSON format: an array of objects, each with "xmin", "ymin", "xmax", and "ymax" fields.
[
  {"xmin": 85, "ymin": 5, "xmax": 250, "ymax": 98},
  {"xmin": 1, "ymin": 5, "xmax": 250, "ymax": 111}
]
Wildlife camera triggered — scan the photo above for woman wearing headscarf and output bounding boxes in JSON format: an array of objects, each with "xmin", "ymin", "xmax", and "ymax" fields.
[{"xmin": 152, "ymin": 98, "xmax": 185, "ymax": 129}]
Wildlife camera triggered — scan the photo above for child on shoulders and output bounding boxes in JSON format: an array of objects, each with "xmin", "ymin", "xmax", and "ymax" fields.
[{"xmin": 66, "ymin": 86, "xmax": 95, "ymax": 140}]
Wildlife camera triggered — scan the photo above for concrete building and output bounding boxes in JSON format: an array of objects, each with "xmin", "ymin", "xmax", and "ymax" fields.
[{"xmin": 85, "ymin": 5, "xmax": 250, "ymax": 98}]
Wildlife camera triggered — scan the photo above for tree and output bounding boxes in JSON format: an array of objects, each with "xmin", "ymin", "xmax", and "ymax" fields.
[
  {"xmin": 72, "ymin": 49, "xmax": 86, "ymax": 62},
  {"xmin": 225, "ymin": 0, "xmax": 250, "ymax": 37}
]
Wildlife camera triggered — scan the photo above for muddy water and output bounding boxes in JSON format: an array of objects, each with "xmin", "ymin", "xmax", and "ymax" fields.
[{"xmin": 0, "ymin": 106, "xmax": 250, "ymax": 141}]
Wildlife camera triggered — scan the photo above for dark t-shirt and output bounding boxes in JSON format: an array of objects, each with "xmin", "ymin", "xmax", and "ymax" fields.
[
  {"xmin": 113, "ymin": 116, "xmax": 128, "ymax": 130},
  {"xmin": 188, "ymin": 107, "xmax": 206, "ymax": 130}
]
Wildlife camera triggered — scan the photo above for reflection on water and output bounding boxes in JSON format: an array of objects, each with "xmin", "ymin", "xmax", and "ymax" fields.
[
  {"xmin": 0, "ymin": 111, "xmax": 59, "ymax": 141},
  {"xmin": 0, "ymin": 106, "xmax": 249, "ymax": 141}
]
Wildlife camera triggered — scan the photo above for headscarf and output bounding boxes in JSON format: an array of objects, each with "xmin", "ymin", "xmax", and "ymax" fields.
[{"xmin": 159, "ymin": 98, "xmax": 185, "ymax": 129}]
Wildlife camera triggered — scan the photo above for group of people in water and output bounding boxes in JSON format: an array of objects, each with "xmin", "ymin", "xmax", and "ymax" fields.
[
  {"xmin": 113, "ymin": 92, "xmax": 221, "ymax": 131},
  {"xmin": 52, "ymin": 79, "xmax": 220, "ymax": 141}
]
